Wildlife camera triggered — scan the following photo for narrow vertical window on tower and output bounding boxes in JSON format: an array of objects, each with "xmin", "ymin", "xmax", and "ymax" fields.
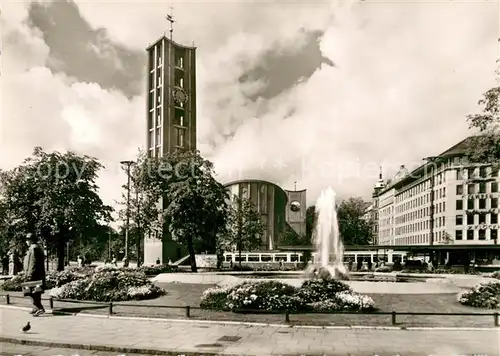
[
  {"xmin": 157, "ymin": 114, "xmax": 162, "ymax": 127},
  {"xmin": 178, "ymin": 129, "xmax": 184, "ymax": 147},
  {"xmin": 148, "ymin": 91, "xmax": 154, "ymax": 111},
  {"xmin": 175, "ymin": 50, "xmax": 184, "ymax": 69},
  {"xmin": 156, "ymin": 129, "xmax": 162, "ymax": 147},
  {"xmin": 148, "ymin": 111, "xmax": 154, "ymax": 130},
  {"xmin": 157, "ymin": 43, "xmax": 162, "ymax": 67},
  {"xmin": 149, "ymin": 71, "xmax": 155, "ymax": 89},
  {"xmin": 174, "ymin": 128, "xmax": 183, "ymax": 148},
  {"xmin": 175, "ymin": 72, "xmax": 184, "ymax": 88},
  {"xmin": 148, "ymin": 50, "xmax": 155, "ymax": 71},
  {"xmin": 149, "ymin": 130, "xmax": 155, "ymax": 149},
  {"xmin": 174, "ymin": 108, "xmax": 185, "ymax": 126}
]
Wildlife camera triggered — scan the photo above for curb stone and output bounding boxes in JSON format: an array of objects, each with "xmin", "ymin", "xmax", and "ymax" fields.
[{"xmin": 0, "ymin": 337, "xmax": 225, "ymax": 356}]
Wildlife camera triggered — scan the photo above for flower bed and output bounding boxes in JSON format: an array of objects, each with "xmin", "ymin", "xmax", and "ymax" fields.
[
  {"xmin": 200, "ymin": 279, "xmax": 375, "ymax": 313},
  {"xmin": 457, "ymin": 281, "xmax": 500, "ymax": 309},
  {"xmin": 50, "ymin": 268, "xmax": 165, "ymax": 302},
  {"xmin": 1, "ymin": 267, "xmax": 95, "ymax": 292},
  {"xmin": 1, "ymin": 265, "xmax": 167, "ymax": 302}
]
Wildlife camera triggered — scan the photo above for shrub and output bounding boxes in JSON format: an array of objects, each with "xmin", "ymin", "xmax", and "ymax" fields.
[
  {"xmin": 375, "ymin": 265, "xmax": 392, "ymax": 273},
  {"xmin": 399, "ymin": 268, "xmax": 479, "ymax": 275},
  {"xmin": 50, "ymin": 268, "xmax": 165, "ymax": 302},
  {"xmin": 137, "ymin": 264, "xmax": 176, "ymax": 275},
  {"xmin": 230, "ymin": 264, "xmax": 255, "ymax": 271},
  {"xmin": 1, "ymin": 272, "xmax": 27, "ymax": 291},
  {"xmin": 457, "ymin": 281, "xmax": 500, "ymax": 309},
  {"xmin": 297, "ymin": 279, "xmax": 352, "ymax": 303}
]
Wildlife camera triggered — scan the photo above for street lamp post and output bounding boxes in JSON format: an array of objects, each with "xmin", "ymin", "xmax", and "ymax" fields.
[
  {"xmin": 136, "ymin": 188, "xmax": 142, "ymax": 267},
  {"xmin": 121, "ymin": 160, "xmax": 134, "ymax": 267}
]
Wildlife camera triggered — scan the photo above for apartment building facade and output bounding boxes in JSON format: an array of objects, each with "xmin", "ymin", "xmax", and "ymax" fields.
[{"xmin": 374, "ymin": 138, "xmax": 499, "ymax": 248}]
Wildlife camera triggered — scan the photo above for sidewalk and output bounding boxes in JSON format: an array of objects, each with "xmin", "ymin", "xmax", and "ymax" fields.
[{"xmin": 1, "ymin": 306, "xmax": 498, "ymax": 356}]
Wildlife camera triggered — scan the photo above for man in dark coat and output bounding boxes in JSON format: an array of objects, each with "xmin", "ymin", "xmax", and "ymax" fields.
[{"xmin": 23, "ymin": 233, "xmax": 46, "ymax": 316}]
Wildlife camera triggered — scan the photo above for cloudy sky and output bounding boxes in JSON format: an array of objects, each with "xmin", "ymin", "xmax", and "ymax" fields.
[{"xmin": 1, "ymin": 0, "xmax": 498, "ymax": 218}]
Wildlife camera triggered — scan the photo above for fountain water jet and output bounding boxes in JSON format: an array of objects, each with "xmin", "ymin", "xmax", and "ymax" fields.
[{"xmin": 305, "ymin": 187, "xmax": 348, "ymax": 280}]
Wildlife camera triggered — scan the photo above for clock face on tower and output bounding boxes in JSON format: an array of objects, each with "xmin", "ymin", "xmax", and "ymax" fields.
[{"xmin": 173, "ymin": 87, "xmax": 188, "ymax": 104}]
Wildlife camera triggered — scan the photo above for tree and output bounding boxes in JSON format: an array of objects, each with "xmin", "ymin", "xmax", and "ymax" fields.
[
  {"xmin": 136, "ymin": 150, "xmax": 230, "ymax": 272},
  {"xmin": 465, "ymin": 69, "xmax": 500, "ymax": 162},
  {"xmin": 442, "ymin": 232, "xmax": 453, "ymax": 245},
  {"xmin": 223, "ymin": 196, "xmax": 264, "ymax": 267},
  {"xmin": 278, "ymin": 224, "xmax": 302, "ymax": 246},
  {"xmin": 306, "ymin": 205, "xmax": 316, "ymax": 243},
  {"xmin": 337, "ymin": 197, "xmax": 373, "ymax": 246},
  {"xmin": 0, "ymin": 147, "xmax": 113, "ymax": 271},
  {"xmin": 0, "ymin": 197, "xmax": 10, "ymax": 268},
  {"xmin": 76, "ymin": 224, "xmax": 118, "ymax": 262}
]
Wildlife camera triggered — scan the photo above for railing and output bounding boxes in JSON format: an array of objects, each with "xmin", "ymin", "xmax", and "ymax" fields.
[{"xmin": 1, "ymin": 293, "xmax": 498, "ymax": 327}]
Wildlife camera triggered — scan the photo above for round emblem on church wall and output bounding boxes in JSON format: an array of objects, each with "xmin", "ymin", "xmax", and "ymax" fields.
[{"xmin": 290, "ymin": 200, "xmax": 301, "ymax": 212}]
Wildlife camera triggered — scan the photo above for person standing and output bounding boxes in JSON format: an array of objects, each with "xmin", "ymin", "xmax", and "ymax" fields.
[{"xmin": 22, "ymin": 233, "xmax": 46, "ymax": 316}]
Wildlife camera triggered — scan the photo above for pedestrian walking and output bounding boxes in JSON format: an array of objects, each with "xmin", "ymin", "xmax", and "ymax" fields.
[{"xmin": 21, "ymin": 233, "xmax": 46, "ymax": 316}]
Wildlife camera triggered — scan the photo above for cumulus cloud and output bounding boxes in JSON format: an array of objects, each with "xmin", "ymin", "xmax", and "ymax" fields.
[
  {"xmin": 1, "ymin": 1, "xmax": 143, "ymax": 221},
  {"xmin": 1, "ymin": 0, "xmax": 498, "ymax": 216},
  {"xmin": 72, "ymin": 0, "xmax": 498, "ymax": 203}
]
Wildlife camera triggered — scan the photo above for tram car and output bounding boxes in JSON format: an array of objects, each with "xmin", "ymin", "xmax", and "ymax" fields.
[{"xmin": 222, "ymin": 250, "xmax": 407, "ymax": 269}]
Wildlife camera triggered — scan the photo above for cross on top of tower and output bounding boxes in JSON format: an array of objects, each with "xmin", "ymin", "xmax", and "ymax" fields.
[{"xmin": 165, "ymin": 7, "xmax": 175, "ymax": 41}]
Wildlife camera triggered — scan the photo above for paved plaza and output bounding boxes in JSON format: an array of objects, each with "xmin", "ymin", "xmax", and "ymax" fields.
[{"xmin": 1, "ymin": 306, "xmax": 498, "ymax": 356}]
